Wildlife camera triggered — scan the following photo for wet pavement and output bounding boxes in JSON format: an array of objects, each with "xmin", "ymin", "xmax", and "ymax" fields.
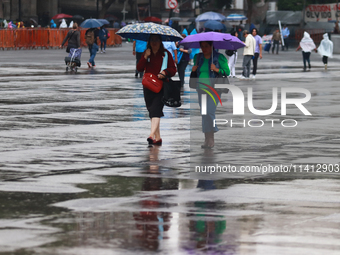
[{"xmin": 0, "ymin": 44, "xmax": 340, "ymax": 255}]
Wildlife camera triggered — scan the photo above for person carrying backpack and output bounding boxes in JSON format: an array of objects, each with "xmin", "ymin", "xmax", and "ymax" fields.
[{"xmin": 85, "ymin": 27, "xmax": 99, "ymax": 68}]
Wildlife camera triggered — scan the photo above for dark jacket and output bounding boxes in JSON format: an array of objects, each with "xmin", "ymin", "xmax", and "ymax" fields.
[
  {"xmin": 61, "ymin": 29, "xmax": 80, "ymax": 48},
  {"xmin": 99, "ymin": 28, "xmax": 108, "ymax": 41}
]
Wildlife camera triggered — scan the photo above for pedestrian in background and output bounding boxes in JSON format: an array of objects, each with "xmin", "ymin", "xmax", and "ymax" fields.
[
  {"xmin": 137, "ymin": 34, "xmax": 177, "ymax": 146},
  {"xmin": 296, "ymin": 31, "xmax": 317, "ymax": 72},
  {"xmin": 176, "ymin": 37, "xmax": 191, "ymax": 87},
  {"xmin": 162, "ymin": 41, "xmax": 178, "ymax": 64},
  {"xmin": 226, "ymin": 31, "xmax": 238, "ymax": 78},
  {"xmin": 60, "ymin": 22, "xmax": 80, "ymax": 52},
  {"xmin": 251, "ymin": 28, "xmax": 262, "ymax": 80},
  {"xmin": 85, "ymin": 27, "xmax": 99, "ymax": 68},
  {"xmin": 133, "ymin": 39, "xmax": 147, "ymax": 78},
  {"xmin": 239, "ymin": 30, "xmax": 255, "ymax": 80},
  {"xmin": 317, "ymin": 33, "xmax": 333, "ymax": 70},
  {"xmin": 281, "ymin": 24, "xmax": 290, "ymax": 51},
  {"xmin": 99, "ymin": 26, "xmax": 108, "ymax": 53},
  {"xmin": 191, "ymin": 41, "xmax": 230, "ymax": 148},
  {"xmin": 271, "ymin": 28, "xmax": 281, "ymax": 54}
]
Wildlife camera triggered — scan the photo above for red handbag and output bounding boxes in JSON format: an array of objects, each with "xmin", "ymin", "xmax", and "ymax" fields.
[{"xmin": 142, "ymin": 73, "xmax": 163, "ymax": 93}]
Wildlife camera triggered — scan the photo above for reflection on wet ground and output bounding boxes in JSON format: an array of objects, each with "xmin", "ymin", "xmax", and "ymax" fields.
[{"xmin": 1, "ymin": 47, "xmax": 340, "ymax": 254}]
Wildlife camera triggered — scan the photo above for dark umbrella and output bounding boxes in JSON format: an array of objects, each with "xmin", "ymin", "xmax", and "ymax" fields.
[
  {"xmin": 80, "ymin": 19, "xmax": 103, "ymax": 28},
  {"xmin": 105, "ymin": 14, "xmax": 118, "ymax": 21},
  {"xmin": 144, "ymin": 16, "xmax": 162, "ymax": 23},
  {"xmin": 179, "ymin": 31, "xmax": 245, "ymax": 50},
  {"xmin": 72, "ymin": 15, "xmax": 84, "ymax": 20},
  {"xmin": 52, "ymin": 13, "xmax": 73, "ymax": 20},
  {"xmin": 170, "ymin": 17, "xmax": 181, "ymax": 21},
  {"xmin": 30, "ymin": 18, "xmax": 38, "ymax": 26},
  {"xmin": 204, "ymin": 20, "xmax": 225, "ymax": 31},
  {"xmin": 98, "ymin": 19, "xmax": 110, "ymax": 25}
]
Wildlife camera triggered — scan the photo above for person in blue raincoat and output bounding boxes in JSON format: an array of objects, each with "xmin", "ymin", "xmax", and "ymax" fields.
[
  {"xmin": 50, "ymin": 19, "xmax": 56, "ymax": 28},
  {"xmin": 189, "ymin": 29, "xmax": 200, "ymax": 65},
  {"xmin": 132, "ymin": 39, "xmax": 147, "ymax": 78}
]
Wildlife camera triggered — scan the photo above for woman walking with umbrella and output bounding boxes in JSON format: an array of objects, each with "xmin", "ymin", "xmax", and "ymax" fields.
[
  {"xmin": 80, "ymin": 19, "xmax": 102, "ymax": 68},
  {"xmin": 191, "ymin": 41, "xmax": 230, "ymax": 148},
  {"xmin": 137, "ymin": 34, "xmax": 177, "ymax": 145},
  {"xmin": 180, "ymin": 32, "xmax": 245, "ymax": 148},
  {"xmin": 117, "ymin": 23, "xmax": 182, "ymax": 146}
]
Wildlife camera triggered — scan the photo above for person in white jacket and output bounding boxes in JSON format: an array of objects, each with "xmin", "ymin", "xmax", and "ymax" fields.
[
  {"xmin": 239, "ymin": 30, "xmax": 255, "ymax": 79},
  {"xmin": 317, "ymin": 33, "xmax": 333, "ymax": 70}
]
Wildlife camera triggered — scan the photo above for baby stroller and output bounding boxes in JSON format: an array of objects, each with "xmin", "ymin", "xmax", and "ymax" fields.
[{"xmin": 65, "ymin": 48, "xmax": 82, "ymax": 73}]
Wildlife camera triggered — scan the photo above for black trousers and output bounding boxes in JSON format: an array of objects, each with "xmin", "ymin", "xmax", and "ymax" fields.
[
  {"xmin": 252, "ymin": 53, "xmax": 259, "ymax": 75},
  {"xmin": 177, "ymin": 58, "xmax": 189, "ymax": 87},
  {"xmin": 302, "ymin": 51, "xmax": 311, "ymax": 70},
  {"xmin": 322, "ymin": 56, "xmax": 328, "ymax": 64},
  {"xmin": 135, "ymin": 52, "xmax": 143, "ymax": 76},
  {"xmin": 282, "ymin": 38, "xmax": 288, "ymax": 51}
]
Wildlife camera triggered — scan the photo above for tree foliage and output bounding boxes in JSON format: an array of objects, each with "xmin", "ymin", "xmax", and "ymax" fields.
[
  {"xmin": 214, "ymin": 0, "xmax": 232, "ymax": 9},
  {"xmin": 195, "ymin": 0, "xmax": 211, "ymax": 9}
]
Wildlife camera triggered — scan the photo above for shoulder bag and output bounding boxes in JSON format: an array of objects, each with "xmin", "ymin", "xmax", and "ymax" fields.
[
  {"xmin": 142, "ymin": 51, "xmax": 168, "ymax": 93},
  {"xmin": 214, "ymin": 70, "xmax": 229, "ymax": 94},
  {"xmin": 161, "ymin": 52, "xmax": 182, "ymax": 107}
]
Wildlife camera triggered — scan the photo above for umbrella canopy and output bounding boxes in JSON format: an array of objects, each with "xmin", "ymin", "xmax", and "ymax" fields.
[
  {"xmin": 98, "ymin": 19, "xmax": 110, "ymax": 25},
  {"xmin": 116, "ymin": 22, "xmax": 183, "ymax": 42},
  {"xmin": 80, "ymin": 19, "xmax": 103, "ymax": 28},
  {"xmin": 170, "ymin": 17, "xmax": 182, "ymax": 21},
  {"xmin": 226, "ymin": 13, "xmax": 247, "ymax": 21},
  {"xmin": 179, "ymin": 32, "xmax": 245, "ymax": 50},
  {"xmin": 105, "ymin": 15, "xmax": 118, "ymax": 21},
  {"xmin": 72, "ymin": 15, "xmax": 84, "ymax": 20},
  {"xmin": 144, "ymin": 16, "xmax": 162, "ymax": 23},
  {"xmin": 204, "ymin": 20, "xmax": 226, "ymax": 31},
  {"xmin": 30, "ymin": 18, "xmax": 38, "ymax": 26},
  {"xmin": 195, "ymin": 12, "xmax": 226, "ymax": 22},
  {"xmin": 52, "ymin": 13, "xmax": 73, "ymax": 20}
]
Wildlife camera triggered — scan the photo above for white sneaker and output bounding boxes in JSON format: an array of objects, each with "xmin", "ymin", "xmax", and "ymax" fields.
[
  {"xmin": 103, "ymin": 50, "xmax": 106, "ymax": 53},
  {"xmin": 252, "ymin": 75, "xmax": 256, "ymax": 80},
  {"xmin": 238, "ymin": 75, "xmax": 246, "ymax": 80},
  {"xmin": 100, "ymin": 51, "xmax": 103, "ymax": 53}
]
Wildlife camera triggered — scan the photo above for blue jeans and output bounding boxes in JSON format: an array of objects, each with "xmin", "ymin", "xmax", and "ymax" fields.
[
  {"xmin": 242, "ymin": 55, "xmax": 252, "ymax": 78},
  {"xmin": 89, "ymin": 43, "xmax": 98, "ymax": 66},
  {"xmin": 100, "ymin": 39, "xmax": 107, "ymax": 51}
]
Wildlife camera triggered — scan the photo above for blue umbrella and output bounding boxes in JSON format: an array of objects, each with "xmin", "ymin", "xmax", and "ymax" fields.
[
  {"xmin": 226, "ymin": 13, "xmax": 247, "ymax": 21},
  {"xmin": 204, "ymin": 20, "xmax": 226, "ymax": 31},
  {"xmin": 80, "ymin": 18, "xmax": 103, "ymax": 28},
  {"xmin": 98, "ymin": 19, "xmax": 110, "ymax": 25},
  {"xmin": 195, "ymin": 12, "xmax": 227, "ymax": 22},
  {"xmin": 116, "ymin": 22, "xmax": 183, "ymax": 41}
]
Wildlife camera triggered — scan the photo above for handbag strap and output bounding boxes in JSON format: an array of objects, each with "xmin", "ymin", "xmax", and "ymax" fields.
[{"xmin": 68, "ymin": 31, "xmax": 75, "ymax": 42}]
